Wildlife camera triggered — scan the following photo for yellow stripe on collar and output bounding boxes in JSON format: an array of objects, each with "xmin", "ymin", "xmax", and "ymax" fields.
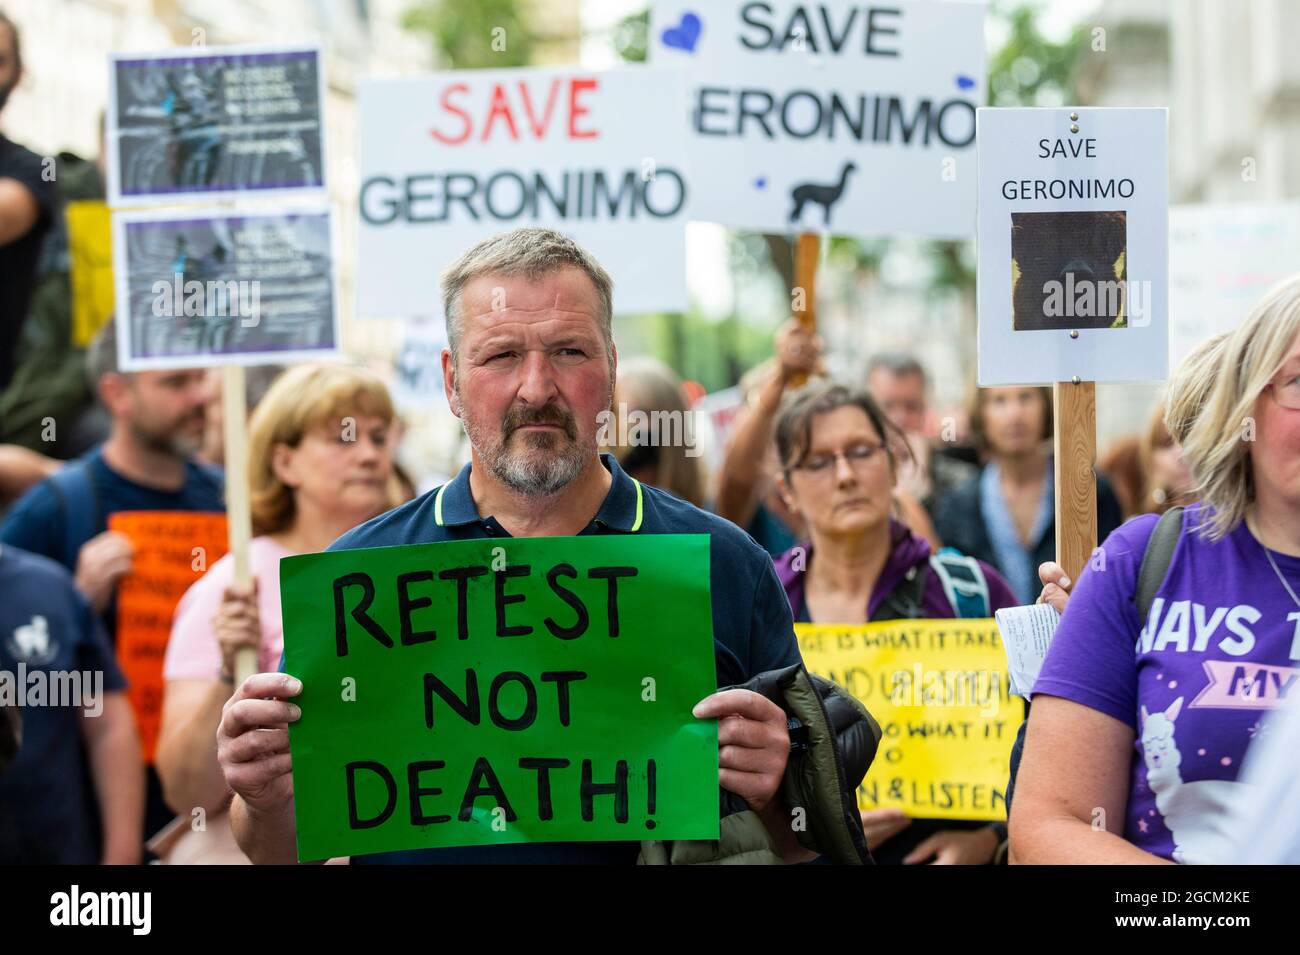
[{"xmin": 436, "ymin": 477, "xmax": 642, "ymax": 531}]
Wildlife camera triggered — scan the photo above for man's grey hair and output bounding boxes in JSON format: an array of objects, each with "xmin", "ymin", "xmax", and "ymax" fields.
[
  {"xmin": 86, "ymin": 315, "xmax": 120, "ymax": 385},
  {"xmin": 440, "ymin": 228, "xmax": 614, "ymax": 364},
  {"xmin": 867, "ymin": 352, "xmax": 927, "ymax": 386}
]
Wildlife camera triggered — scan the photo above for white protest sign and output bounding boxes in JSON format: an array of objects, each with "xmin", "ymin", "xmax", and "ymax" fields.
[
  {"xmin": 356, "ymin": 67, "xmax": 691, "ymax": 320},
  {"xmin": 112, "ymin": 205, "xmax": 340, "ymax": 370},
  {"xmin": 390, "ymin": 318, "xmax": 450, "ymax": 412},
  {"xmin": 1170, "ymin": 200, "xmax": 1300, "ymax": 368},
  {"xmin": 648, "ymin": 0, "xmax": 985, "ymax": 238},
  {"xmin": 977, "ymin": 107, "xmax": 1168, "ymax": 386}
]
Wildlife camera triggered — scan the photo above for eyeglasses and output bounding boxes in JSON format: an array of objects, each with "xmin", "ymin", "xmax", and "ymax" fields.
[
  {"xmin": 1267, "ymin": 370, "xmax": 1300, "ymax": 411},
  {"xmin": 792, "ymin": 442, "xmax": 887, "ymax": 476}
]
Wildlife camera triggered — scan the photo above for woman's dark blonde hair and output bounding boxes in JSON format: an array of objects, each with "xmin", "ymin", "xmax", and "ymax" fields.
[{"xmin": 247, "ymin": 364, "xmax": 396, "ymax": 536}]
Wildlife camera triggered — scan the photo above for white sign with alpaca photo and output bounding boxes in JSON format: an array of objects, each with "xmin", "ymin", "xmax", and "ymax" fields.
[
  {"xmin": 976, "ymin": 106, "xmax": 1169, "ymax": 385},
  {"xmin": 649, "ymin": 0, "xmax": 986, "ymax": 238}
]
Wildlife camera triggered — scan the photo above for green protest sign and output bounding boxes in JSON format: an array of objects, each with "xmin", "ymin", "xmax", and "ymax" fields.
[{"xmin": 280, "ymin": 533, "xmax": 720, "ymax": 861}]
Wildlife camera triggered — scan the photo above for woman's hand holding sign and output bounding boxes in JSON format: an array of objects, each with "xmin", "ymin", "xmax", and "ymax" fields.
[
  {"xmin": 213, "ymin": 581, "xmax": 262, "ymax": 682},
  {"xmin": 1036, "ymin": 561, "xmax": 1073, "ymax": 614}
]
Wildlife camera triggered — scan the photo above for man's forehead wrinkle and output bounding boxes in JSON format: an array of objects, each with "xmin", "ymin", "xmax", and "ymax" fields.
[
  {"xmin": 464, "ymin": 303, "xmax": 596, "ymax": 322},
  {"xmin": 464, "ymin": 315, "xmax": 605, "ymax": 355}
]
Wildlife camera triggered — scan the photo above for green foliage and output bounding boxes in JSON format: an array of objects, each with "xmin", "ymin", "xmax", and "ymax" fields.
[
  {"xmin": 401, "ymin": 0, "xmax": 534, "ymax": 68},
  {"xmin": 988, "ymin": 3, "xmax": 1092, "ymax": 107},
  {"xmin": 613, "ymin": 9, "xmax": 650, "ymax": 63}
]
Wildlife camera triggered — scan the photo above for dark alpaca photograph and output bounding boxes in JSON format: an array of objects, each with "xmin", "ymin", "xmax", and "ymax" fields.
[
  {"xmin": 788, "ymin": 162, "xmax": 856, "ymax": 228},
  {"xmin": 1011, "ymin": 210, "xmax": 1128, "ymax": 331}
]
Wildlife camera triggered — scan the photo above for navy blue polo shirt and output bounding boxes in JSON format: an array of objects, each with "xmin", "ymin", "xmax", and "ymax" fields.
[{"xmin": 323, "ymin": 453, "xmax": 801, "ymax": 865}]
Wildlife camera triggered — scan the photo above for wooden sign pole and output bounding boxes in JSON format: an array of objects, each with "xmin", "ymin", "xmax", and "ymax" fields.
[
  {"xmin": 793, "ymin": 232, "xmax": 820, "ymax": 333},
  {"xmin": 789, "ymin": 232, "xmax": 820, "ymax": 387},
  {"xmin": 222, "ymin": 364, "xmax": 258, "ymax": 685},
  {"xmin": 1052, "ymin": 379, "xmax": 1097, "ymax": 582}
]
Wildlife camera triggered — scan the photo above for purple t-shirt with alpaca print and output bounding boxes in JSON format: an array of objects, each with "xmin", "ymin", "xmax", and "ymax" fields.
[{"xmin": 1033, "ymin": 504, "xmax": 1300, "ymax": 863}]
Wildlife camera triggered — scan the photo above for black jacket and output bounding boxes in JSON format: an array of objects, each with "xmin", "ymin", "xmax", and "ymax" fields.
[{"xmin": 932, "ymin": 464, "xmax": 1124, "ymax": 597}]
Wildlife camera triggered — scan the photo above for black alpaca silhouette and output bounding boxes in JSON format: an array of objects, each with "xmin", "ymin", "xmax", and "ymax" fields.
[{"xmin": 788, "ymin": 162, "xmax": 857, "ymax": 227}]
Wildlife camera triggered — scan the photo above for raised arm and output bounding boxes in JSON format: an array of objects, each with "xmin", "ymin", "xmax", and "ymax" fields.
[
  {"xmin": 0, "ymin": 176, "xmax": 39, "ymax": 246},
  {"xmin": 715, "ymin": 319, "xmax": 820, "ymax": 527}
]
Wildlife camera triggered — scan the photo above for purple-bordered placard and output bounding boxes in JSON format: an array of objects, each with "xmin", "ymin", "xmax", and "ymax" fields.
[
  {"xmin": 107, "ymin": 44, "xmax": 327, "ymax": 207},
  {"xmin": 112, "ymin": 204, "xmax": 341, "ymax": 371}
]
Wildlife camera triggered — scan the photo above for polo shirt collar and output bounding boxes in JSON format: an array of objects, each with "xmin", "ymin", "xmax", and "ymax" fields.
[{"xmin": 433, "ymin": 452, "xmax": 643, "ymax": 532}]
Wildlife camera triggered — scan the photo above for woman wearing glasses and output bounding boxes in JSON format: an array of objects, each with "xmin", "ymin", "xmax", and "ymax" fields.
[
  {"xmin": 771, "ymin": 381, "xmax": 1018, "ymax": 864},
  {"xmin": 1011, "ymin": 276, "xmax": 1300, "ymax": 863}
]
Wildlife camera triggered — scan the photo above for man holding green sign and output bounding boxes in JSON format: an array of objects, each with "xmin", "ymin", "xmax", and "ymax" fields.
[{"xmin": 216, "ymin": 229, "xmax": 862, "ymax": 864}]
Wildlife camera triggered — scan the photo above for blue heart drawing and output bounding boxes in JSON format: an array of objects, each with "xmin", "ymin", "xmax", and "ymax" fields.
[
  {"xmin": 955, "ymin": 74, "xmax": 976, "ymax": 91},
  {"xmin": 661, "ymin": 12, "xmax": 702, "ymax": 52},
  {"xmin": 754, "ymin": 176, "xmax": 767, "ymax": 189}
]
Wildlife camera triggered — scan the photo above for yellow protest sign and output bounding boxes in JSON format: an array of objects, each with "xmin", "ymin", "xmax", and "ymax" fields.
[
  {"xmin": 797, "ymin": 619, "xmax": 1024, "ymax": 822},
  {"xmin": 66, "ymin": 200, "xmax": 115, "ymax": 348}
]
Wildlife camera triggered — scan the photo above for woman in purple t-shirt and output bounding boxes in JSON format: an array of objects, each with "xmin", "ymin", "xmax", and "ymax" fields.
[
  {"xmin": 1012, "ymin": 275, "xmax": 1300, "ymax": 864},
  {"xmin": 769, "ymin": 381, "xmax": 1018, "ymax": 864}
]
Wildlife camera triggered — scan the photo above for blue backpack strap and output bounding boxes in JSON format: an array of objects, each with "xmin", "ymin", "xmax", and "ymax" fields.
[
  {"xmin": 930, "ymin": 548, "xmax": 992, "ymax": 619},
  {"xmin": 45, "ymin": 458, "xmax": 101, "ymax": 570}
]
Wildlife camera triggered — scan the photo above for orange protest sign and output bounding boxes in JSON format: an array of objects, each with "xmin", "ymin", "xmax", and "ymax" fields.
[{"xmin": 109, "ymin": 511, "xmax": 228, "ymax": 762}]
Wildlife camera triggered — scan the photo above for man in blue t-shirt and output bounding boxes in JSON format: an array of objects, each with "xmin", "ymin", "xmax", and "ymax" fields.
[
  {"xmin": 0, "ymin": 544, "xmax": 144, "ymax": 863},
  {"xmin": 0, "ymin": 316, "xmax": 224, "ymax": 840},
  {"xmin": 218, "ymin": 229, "xmax": 806, "ymax": 864},
  {"xmin": 0, "ymin": 315, "xmax": 224, "ymax": 622}
]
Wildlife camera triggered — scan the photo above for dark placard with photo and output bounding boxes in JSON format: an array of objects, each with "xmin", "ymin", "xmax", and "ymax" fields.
[
  {"xmin": 112, "ymin": 207, "xmax": 339, "ymax": 370},
  {"xmin": 108, "ymin": 45, "xmax": 325, "ymax": 204}
]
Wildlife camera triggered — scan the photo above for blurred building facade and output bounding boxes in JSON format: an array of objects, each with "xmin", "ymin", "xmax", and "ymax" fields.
[
  {"xmin": 1082, "ymin": 0, "xmax": 1300, "ymax": 449},
  {"xmin": 0, "ymin": 0, "xmax": 580, "ymax": 484},
  {"xmin": 4, "ymin": 1, "xmax": 1298, "ymax": 474}
]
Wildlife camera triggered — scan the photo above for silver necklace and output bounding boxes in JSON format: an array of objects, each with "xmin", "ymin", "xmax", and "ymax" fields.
[{"xmin": 1257, "ymin": 521, "xmax": 1300, "ymax": 609}]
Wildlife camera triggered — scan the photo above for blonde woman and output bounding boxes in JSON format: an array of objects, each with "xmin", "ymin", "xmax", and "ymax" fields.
[
  {"xmin": 1011, "ymin": 279, "xmax": 1300, "ymax": 864},
  {"xmin": 154, "ymin": 364, "xmax": 396, "ymax": 862}
]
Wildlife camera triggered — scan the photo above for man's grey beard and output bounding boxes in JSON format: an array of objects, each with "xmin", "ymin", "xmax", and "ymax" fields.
[
  {"xmin": 459, "ymin": 395, "xmax": 593, "ymax": 496},
  {"xmin": 493, "ymin": 435, "xmax": 587, "ymax": 495},
  {"xmin": 131, "ymin": 420, "xmax": 203, "ymax": 459}
]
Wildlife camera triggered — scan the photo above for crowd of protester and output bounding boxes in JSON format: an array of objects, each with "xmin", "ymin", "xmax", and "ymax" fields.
[{"xmin": 2, "ymin": 12, "xmax": 1299, "ymax": 868}]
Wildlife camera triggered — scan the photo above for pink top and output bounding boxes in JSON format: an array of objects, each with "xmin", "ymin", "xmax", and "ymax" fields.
[{"xmin": 164, "ymin": 536, "xmax": 294, "ymax": 681}]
